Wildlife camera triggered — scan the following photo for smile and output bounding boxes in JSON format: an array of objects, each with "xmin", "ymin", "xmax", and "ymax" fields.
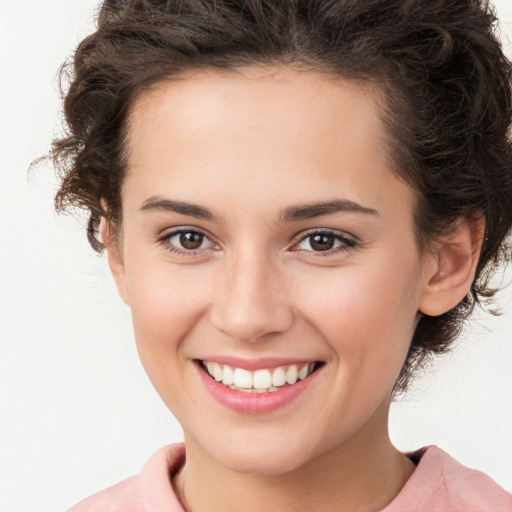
[{"xmin": 199, "ymin": 360, "xmax": 320, "ymax": 393}]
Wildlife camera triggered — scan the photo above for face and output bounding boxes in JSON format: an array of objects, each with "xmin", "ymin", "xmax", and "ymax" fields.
[{"xmin": 112, "ymin": 66, "xmax": 432, "ymax": 475}]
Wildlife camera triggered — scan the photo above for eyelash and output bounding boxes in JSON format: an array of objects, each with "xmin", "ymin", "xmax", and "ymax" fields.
[
  {"xmin": 157, "ymin": 228, "xmax": 357, "ymax": 258},
  {"xmin": 293, "ymin": 229, "xmax": 357, "ymax": 257},
  {"xmin": 157, "ymin": 228, "xmax": 214, "ymax": 257}
]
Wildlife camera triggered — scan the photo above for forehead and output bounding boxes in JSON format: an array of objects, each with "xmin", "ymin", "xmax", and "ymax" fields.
[
  {"xmin": 127, "ymin": 65, "xmax": 387, "ymax": 166},
  {"xmin": 123, "ymin": 65, "xmax": 414, "ymax": 221}
]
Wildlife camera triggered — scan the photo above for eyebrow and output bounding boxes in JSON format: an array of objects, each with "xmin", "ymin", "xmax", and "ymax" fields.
[
  {"xmin": 139, "ymin": 196, "xmax": 379, "ymax": 222},
  {"xmin": 279, "ymin": 199, "xmax": 379, "ymax": 222},
  {"xmin": 140, "ymin": 196, "xmax": 219, "ymax": 220}
]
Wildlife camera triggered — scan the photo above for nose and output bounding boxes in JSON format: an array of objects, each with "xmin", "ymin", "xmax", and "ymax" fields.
[{"xmin": 209, "ymin": 249, "xmax": 294, "ymax": 344}]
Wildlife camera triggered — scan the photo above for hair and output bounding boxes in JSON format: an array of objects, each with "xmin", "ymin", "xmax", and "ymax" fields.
[{"xmin": 50, "ymin": 0, "xmax": 512, "ymax": 394}]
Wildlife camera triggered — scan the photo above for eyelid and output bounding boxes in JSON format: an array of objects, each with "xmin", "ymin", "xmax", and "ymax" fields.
[
  {"xmin": 294, "ymin": 227, "xmax": 358, "ymax": 242},
  {"xmin": 290, "ymin": 228, "xmax": 357, "ymax": 255},
  {"xmin": 157, "ymin": 224, "xmax": 210, "ymax": 238},
  {"xmin": 157, "ymin": 226, "xmax": 219, "ymax": 256}
]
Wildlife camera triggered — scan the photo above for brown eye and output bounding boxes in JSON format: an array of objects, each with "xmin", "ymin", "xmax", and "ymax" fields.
[
  {"xmin": 309, "ymin": 233, "xmax": 335, "ymax": 251},
  {"xmin": 161, "ymin": 229, "xmax": 214, "ymax": 255},
  {"xmin": 295, "ymin": 230, "xmax": 356, "ymax": 255},
  {"xmin": 180, "ymin": 231, "xmax": 204, "ymax": 250}
]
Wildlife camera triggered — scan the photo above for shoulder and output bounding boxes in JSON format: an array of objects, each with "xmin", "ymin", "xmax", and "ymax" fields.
[
  {"xmin": 384, "ymin": 445, "xmax": 512, "ymax": 512},
  {"xmin": 67, "ymin": 475, "xmax": 142, "ymax": 512},
  {"xmin": 67, "ymin": 443, "xmax": 186, "ymax": 512}
]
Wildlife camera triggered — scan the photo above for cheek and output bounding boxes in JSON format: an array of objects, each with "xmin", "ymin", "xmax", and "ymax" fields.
[
  {"xmin": 293, "ymin": 252, "xmax": 421, "ymax": 378},
  {"xmin": 125, "ymin": 255, "xmax": 212, "ymax": 362},
  {"xmin": 125, "ymin": 262, "xmax": 215, "ymax": 413}
]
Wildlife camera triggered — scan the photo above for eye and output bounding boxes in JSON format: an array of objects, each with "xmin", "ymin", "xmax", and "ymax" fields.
[
  {"xmin": 294, "ymin": 230, "xmax": 356, "ymax": 255},
  {"xmin": 158, "ymin": 228, "xmax": 215, "ymax": 256}
]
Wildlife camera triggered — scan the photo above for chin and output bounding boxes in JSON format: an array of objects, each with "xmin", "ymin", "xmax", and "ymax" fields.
[
  {"xmin": 218, "ymin": 450, "xmax": 309, "ymax": 476},
  {"xmin": 201, "ymin": 431, "xmax": 319, "ymax": 476}
]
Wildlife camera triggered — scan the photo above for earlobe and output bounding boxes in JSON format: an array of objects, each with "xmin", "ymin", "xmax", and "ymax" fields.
[
  {"xmin": 100, "ymin": 217, "xmax": 131, "ymax": 306},
  {"xmin": 418, "ymin": 217, "xmax": 485, "ymax": 317}
]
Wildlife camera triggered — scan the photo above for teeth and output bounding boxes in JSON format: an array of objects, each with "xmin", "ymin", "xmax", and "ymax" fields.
[
  {"xmin": 298, "ymin": 363, "xmax": 309, "ymax": 380},
  {"xmin": 212, "ymin": 362, "xmax": 223, "ymax": 381},
  {"xmin": 253, "ymin": 369, "xmax": 272, "ymax": 389},
  {"xmin": 202, "ymin": 361, "xmax": 318, "ymax": 392},
  {"xmin": 233, "ymin": 368, "xmax": 253, "ymax": 389},
  {"xmin": 241, "ymin": 388, "xmax": 269, "ymax": 394},
  {"xmin": 285, "ymin": 365, "xmax": 298, "ymax": 385},
  {"xmin": 272, "ymin": 367, "xmax": 286, "ymax": 387},
  {"xmin": 222, "ymin": 365, "xmax": 234, "ymax": 385}
]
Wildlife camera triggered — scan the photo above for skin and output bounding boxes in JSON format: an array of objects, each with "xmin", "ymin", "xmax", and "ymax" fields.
[{"xmin": 103, "ymin": 66, "xmax": 483, "ymax": 512}]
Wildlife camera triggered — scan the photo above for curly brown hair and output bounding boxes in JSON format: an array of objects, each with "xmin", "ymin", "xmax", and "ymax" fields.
[{"xmin": 50, "ymin": 0, "xmax": 512, "ymax": 394}]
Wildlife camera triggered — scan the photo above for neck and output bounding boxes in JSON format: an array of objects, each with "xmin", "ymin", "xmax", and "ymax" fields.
[{"xmin": 172, "ymin": 426, "xmax": 416, "ymax": 512}]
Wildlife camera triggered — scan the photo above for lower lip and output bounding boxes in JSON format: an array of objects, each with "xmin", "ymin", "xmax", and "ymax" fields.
[{"xmin": 195, "ymin": 362, "xmax": 321, "ymax": 414}]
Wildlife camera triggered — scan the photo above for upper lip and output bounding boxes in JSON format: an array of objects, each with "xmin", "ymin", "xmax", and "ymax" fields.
[{"xmin": 195, "ymin": 355, "xmax": 322, "ymax": 371}]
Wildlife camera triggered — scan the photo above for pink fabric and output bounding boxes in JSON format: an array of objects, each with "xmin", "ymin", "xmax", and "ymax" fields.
[
  {"xmin": 384, "ymin": 446, "xmax": 512, "ymax": 511},
  {"xmin": 68, "ymin": 443, "xmax": 512, "ymax": 512},
  {"xmin": 68, "ymin": 444, "xmax": 185, "ymax": 512}
]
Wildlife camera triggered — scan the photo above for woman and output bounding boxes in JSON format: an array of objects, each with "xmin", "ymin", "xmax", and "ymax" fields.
[{"xmin": 48, "ymin": 0, "xmax": 512, "ymax": 510}]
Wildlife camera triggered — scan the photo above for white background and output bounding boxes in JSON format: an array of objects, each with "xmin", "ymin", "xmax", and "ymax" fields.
[{"xmin": 0, "ymin": 1, "xmax": 511, "ymax": 511}]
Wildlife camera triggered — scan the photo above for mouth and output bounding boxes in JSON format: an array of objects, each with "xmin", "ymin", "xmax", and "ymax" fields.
[{"xmin": 196, "ymin": 359, "xmax": 323, "ymax": 394}]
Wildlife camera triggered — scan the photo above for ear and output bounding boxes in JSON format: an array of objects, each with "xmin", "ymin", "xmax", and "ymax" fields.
[
  {"xmin": 418, "ymin": 216, "xmax": 485, "ymax": 317},
  {"xmin": 100, "ymin": 217, "xmax": 131, "ymax": 306}
]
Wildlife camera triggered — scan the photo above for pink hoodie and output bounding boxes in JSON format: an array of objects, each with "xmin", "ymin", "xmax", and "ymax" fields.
[{"xmin": 68, "ymin": 443, "xmax": 512, "ymax": 511}]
